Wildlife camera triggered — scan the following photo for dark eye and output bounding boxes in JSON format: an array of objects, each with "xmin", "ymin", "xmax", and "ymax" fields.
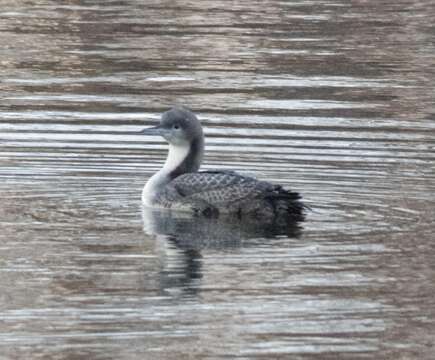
[{"xmin": 173, "ymin": 124, "xmax": 180, "ymax": 130}]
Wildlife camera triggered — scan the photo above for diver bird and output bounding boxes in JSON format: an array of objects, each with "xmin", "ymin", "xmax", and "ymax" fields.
[{"xmin": 140, "ymin": 107, "xmax": 306, "ymax": 222}]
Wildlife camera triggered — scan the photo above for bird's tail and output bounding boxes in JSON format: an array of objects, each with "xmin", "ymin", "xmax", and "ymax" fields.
[{"xmin": 266, "ymin": 186, "xmax": 307, "ymax": 222}]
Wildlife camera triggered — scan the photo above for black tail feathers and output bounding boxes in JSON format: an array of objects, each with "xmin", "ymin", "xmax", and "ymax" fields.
[{"xmin": 266, "ymin": 186, "xmax": 307, "ymax": 222}]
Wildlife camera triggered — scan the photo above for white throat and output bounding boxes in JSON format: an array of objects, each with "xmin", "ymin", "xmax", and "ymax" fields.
[
  {"xmin": 142, "ymin": 143, "xmax": 190, "ymax": 206},
  {"xmin": 163, "ymin": 143, "xmax": 191, "ymax": 173}
]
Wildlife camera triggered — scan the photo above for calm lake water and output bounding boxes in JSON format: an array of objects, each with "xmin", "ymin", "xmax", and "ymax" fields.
[{"xmin": 1, "ymin": 0, "xmax": 435, "ymax": 359}]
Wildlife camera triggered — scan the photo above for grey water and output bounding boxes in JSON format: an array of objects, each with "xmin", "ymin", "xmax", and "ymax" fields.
[{"xmin": 1, "ymin": 0, "xmax": 435, "ymax": 359}]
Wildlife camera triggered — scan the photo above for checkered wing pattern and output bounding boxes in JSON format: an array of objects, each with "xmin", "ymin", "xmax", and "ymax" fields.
[{"xmin": 171, "ymin": 171, "xmax": 272, "ymax": 205}]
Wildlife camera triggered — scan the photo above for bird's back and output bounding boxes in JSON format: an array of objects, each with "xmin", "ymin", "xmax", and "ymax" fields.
[{"xmin": 154, "ymin": 170, "xmax": 305, "ymax": 221}]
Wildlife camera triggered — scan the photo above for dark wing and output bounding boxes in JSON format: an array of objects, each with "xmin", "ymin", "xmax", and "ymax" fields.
[
  {"xmin": 169, "ymin": 171, "xmax": 275, "ymax": 206},
  {"xmin": 166, "ymin": 171, "xmax": 305, "ymax": 220}
]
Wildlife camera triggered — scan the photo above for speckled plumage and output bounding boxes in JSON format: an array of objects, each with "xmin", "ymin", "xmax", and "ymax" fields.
[
  {"xmin": 154, "ymin": 170, "xmax": 305, "ymax": 221},
  {"xmin": 141, "ymin": 107, "xmax": 306, "ymax": 222}
]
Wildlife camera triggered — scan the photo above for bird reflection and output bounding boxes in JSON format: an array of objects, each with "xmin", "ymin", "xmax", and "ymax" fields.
[{"xmin": 141, "ymin": 207, "xmax": 303, "ymax": 296}]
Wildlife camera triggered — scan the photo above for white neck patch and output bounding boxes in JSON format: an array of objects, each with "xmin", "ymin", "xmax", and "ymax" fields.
[
  {"xmin": 142, "ymin": 143, "xmax": 190, "ymax": 206},
  {"xmin": 163, "ymin": 143, "xmax": 190, "ymax": 173}
]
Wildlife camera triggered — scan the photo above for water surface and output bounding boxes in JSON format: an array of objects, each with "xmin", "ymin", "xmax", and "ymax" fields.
[{"xmin": 1, "ymin": 0, "xmax": 435, "ymax": 359}]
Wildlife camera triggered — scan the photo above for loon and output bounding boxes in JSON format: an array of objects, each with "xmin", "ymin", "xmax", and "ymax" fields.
[{"xmin": 140, "ymin": 107, "xmax": 306, "ymax": 222}]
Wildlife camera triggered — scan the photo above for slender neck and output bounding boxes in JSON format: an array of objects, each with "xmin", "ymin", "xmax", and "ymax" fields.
[
  {"xmin": 143, "ymin": 136, "xmax": 204, "ymax": 205},
  {"xmin": 166, "ymin": 136, "xmax": 204, "ymax": 179}
]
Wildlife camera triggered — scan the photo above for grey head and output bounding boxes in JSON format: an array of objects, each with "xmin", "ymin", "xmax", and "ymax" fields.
[
  {"xmin": 140, "ymin": 106, "xmax": 205, "ymax": 177},
  {"xmin": 140, "ymin": 106, "xmax": 203, "ymax": 147}
]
